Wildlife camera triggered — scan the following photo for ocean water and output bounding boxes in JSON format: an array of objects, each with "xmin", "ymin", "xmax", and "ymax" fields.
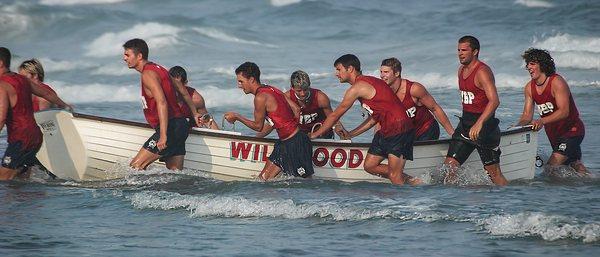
[{"xmin": 1, "ymin": 0, "xmax": 600, "ymax": 256}]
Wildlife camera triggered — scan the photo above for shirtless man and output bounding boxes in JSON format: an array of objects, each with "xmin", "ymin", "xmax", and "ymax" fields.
[
  {"xmin": 257, "ymin": 70, "xmax": 345, "ymax": 139},
  {"xmin": 343, "ymin": 58, "xmax": 454, "ymax": 141},
  {"xmin": 444, "ymin": 36, "xmax": 508, "ymax": 186},
  {"xmin": 18, "ymin": 59, "xmax": 58, "ymax": 112},
  {"xmin": 122, "ymin": 38, "xmax": 201, "ymax": 170},
  {"xmin": 311, "ymin": 54, "xmax": 418, "ymax": 185},
  {"xmin": 0, "ymin": 47, "xmax": 71, "ymax": 180},
  {"xmin": 224, "ymin": 62, "xmax": 313, "ymax": 180},
  {"xmin": 168, "ymin": 66, "xmax": 219, "ymax": 130},
  {"xmin": 516, "ymin": 48, "xmax": 587, "ymax": 175}
]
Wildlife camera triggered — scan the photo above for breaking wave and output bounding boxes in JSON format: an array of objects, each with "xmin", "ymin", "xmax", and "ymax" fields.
[
  {"xmin": 480, "ymin": 212, "xmax": 600, "ymax": 243},
  {"xmin": 39, "ymin": 0, "xmax": 129, "ymax": 5},
  {"xmin": 130, "ymin": 190, "xmax": 451, "ymax": 222},
  {"xmin": 514, "ymin": 0, "xmax": 554, "ymax": 8},
  {"xmin": 85, "ymin": 22, "xmax": 181, "ymax": 58}
]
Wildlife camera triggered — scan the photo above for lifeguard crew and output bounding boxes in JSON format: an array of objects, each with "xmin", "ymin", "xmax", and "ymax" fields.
[
  {"xmin": 516, "ymin": 48, "xmax": 587, "ymax": 175},
  {"xmin": 168, "ymin": 66, "xmax": 219, "ymax": 130},
  {"xmin": 311, "ymin": 54, "xmax": 419, "ymax": 185},
  {"xmin": 443, "ymin": 36, "xmax": 508, "ymax": 186},
  {"xmin": 380, "ymin": 57, "xmax": 454, "ymax": 140},
  {"xmin": 257, "ymin": 70, "xmax": 345, "ymax": 139},
  {"xmin": 0, "ymin": 47, "xmax": 71, "ymax": 180},
  {"xmin": 224, "ymin": 62, "xmax": 313, "ymax": 180},
  {"xmin": 122, "ymin": 38, "xmax": 201, "ymax": 170},
  {"xmin": 18, "ymin": 59, "xmax": 58, "ymax": 112}
]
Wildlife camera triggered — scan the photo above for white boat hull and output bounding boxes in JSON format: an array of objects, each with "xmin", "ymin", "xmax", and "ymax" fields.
[{"xmin": 34, "ymin": 110, "xmax": 538, "ymax": 183}]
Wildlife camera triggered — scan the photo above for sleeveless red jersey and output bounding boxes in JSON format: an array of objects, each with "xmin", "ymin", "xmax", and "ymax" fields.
[
  {"xmin": 179, "ymin": 86, "xmax": 196, "ymax": 119},
  {"xmin": 289, "ymin": 88, "xmax": 329, "ymax": 134},
  {"xmin": 32, "ymin": 82, "xmax": 56, "ymax": 112},
  {"xmin": 530, "ymin": 74, "xmax": 585, "ymax": 145},
  {"xmin": 257, "ymin": 85, "xmax": 298, "ymax": 139},
  {"xmin": 141, "ymin": 62, "xmax": 184, "ymax": 128},
  {"xmin": 0, "ymin": 73, "xmax": 42, "ymax": 150},
  {"xmin": 357, "ymin": 75, "xmax": 412, "ymax": 137},
  {"xmin": 401, "ymin": 80, "xmax": 435, "ymax": 137},
  {"xmin": 459, "ymin": 61, "xmax": 489, "ymax": 114}
]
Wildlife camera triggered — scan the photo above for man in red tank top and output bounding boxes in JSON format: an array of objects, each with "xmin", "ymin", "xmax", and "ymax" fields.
[
  {"xmin": 311, "ymin": 54, "xmax": 420, "ymax": 185},
  {"xmin": 516, "ymin": 48, "xmax": 587, "ymax": 175},
  {"xmin": 168, "ymin": 66, "xmax": 219, "ymax": 130},
  {"xmin": 224, "ymin": 62, "xmax": 314, "ymax": 180},
  {"xmin": 256, "ymin": 70, "xmax": 345, "ymax": 139},
  {"xmin": 18, "ymin": 59, "xmax": 58, "ymax": 112},
  {"xmin": 379, "ymin": 57, "xmax": 454, "ymax": 141},
  {"xmin": 0, "ymin": 47, "xmax": 71, "ymax": 180},
  {"xmin": 444, "ymin": 36, "xmax": 508, "ymax": 186},
  {"xmin": 122, "ymin": 39, "xmax": 202, "ymax": 171}
]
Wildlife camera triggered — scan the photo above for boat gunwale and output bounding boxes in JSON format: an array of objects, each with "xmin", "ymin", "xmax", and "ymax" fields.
[{"xmin": 72, "ymin": 112, "xmax": 533, "ymax": 147}]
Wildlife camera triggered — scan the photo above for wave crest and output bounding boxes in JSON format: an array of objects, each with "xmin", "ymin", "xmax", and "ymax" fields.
[
  {"xmin": 85, "ymin": 22, "xmax": 181, "ymax": 58},
  {"xmin": 514, "ymin": 0, "xmax": 554, "ymax": 8},
  {"xmin": 480, "ymin": 212, "xmax": 600, "ymax": 243}
]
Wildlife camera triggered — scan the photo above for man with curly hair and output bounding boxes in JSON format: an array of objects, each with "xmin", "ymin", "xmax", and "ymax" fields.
[{"xmin": 516, "ymin": 48, "xmax": 587, "ymax": 175}]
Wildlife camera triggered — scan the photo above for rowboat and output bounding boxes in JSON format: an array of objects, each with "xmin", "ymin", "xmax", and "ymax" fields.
[{"xmin": 34, "ymin": 110, "xmax": 538, "ymax": 183}]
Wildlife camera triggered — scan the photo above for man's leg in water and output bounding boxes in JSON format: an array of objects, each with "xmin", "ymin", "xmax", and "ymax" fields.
[
  {"xmin": 130, "ymin": 148, "xmax": 160, "ymax": 170},
  {"xmin": 484, "ymin": 163, "xmax": 507, "ymax": 186},
  {"xmin": 258, "ymin": 160, "xmax": 282, "ymax": 181},
  {"xmin": 363, "ymin": 154, "xmax": 388, "ymax": 178},
  {"xmin": 165, "ymin": 155, "xmax": 185, "ymax": 170},
  {"xmin": 387, "ymin": 153, "xmax": 421, "ymax": 185}
]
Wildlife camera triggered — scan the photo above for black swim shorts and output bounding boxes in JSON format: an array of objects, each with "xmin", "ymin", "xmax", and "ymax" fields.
[
  {"xmin": 552, "ymin": 135, "xmax": 584, "ymax": 165},
  {"xmin": 446, "ymin": 112, "xmax": 501, "ymax": 166},
  {"xmin": 1, "ymin": 141, "xmax": 42, "ymax": 171},
  {"xmin": 268, "ymin": 132, "xmax": 314, "ymax": 178},
  {"xmin": 415, "ymin": 121, "xmax": 440, "ymax": 141},
  {"xmin": 368, "ymin": 129, "xmax": 415, "ymax": 160},
  {"xmin": 143, "ymin": 117, "xmax": 190, "ymax": 159}
]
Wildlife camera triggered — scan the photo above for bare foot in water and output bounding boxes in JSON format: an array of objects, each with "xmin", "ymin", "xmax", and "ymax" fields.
[{"xmin": 405, "ymin": 174, "xmax": 423, "ymax": 186}]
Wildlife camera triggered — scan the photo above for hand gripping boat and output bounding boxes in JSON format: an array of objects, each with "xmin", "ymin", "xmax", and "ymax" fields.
[{"xmin": 34, "ymin": 110, "xmax": 538, "ymax": 183}]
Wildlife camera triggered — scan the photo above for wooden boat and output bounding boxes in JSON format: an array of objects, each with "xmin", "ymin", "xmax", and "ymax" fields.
[{"xmin": 34, "ymin": 110, "xmax": 538, "ymax": 183}]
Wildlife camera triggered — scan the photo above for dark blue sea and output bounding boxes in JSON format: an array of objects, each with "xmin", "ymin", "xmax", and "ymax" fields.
[{"xmin": 1, "ymin": 0, "xmax": 599, "ymax": 256}]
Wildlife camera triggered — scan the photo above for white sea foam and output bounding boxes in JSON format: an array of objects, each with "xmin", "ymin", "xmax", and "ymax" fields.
[
  {"xmin": 85, "ymin": 22, "xmax": 181, "ymax": 58},
  {"xmin": 47, "ymin": 80, "xmax": 138, "ymax": 103},
  {"xmin": 196, "ymin": 85, "xmax": 254, "ymax": 108},
  {"xmin": 514, "ymin": 0, "xmax": 554, "ymax": 8},
  {"xmin": 481, "ymin": 212, "xmax": 600, "ymax": 243},
  {"xmin": 534, "ymin": 34, "xmax": 600, "ymax": 53},
  {"xmin": 39, "ymin": 0, "xmax": 128, "ymax": 5},
  {"xmin": 551, "ymin": 51, "xmax": 600, "ymax": 71},
  {"xmin": 35, "ymin": 58, "xmax": 96, "ymax": 72},
  {"xmin": 129, "ymin": 191, "xmax": 448, "ymax": 221},
  {"xmin": 193, "ymin": 27, "xmax": 277, "ymax": 48},
  {"xmin": 405, "ymin": 72, "xmax": 529, "ymax": 89},
  {"xmin": 90, "ymin": 63, "xmax": 135, "ymax": 76},
  {"xmin": 532, "ymin": 34, "xmax": 600, "ymax": 70},
  {"xmin": 262, "ymin": 72, "xmax": 289, "ymax": 82},
  {"xmin": 208, "ymin": 66, "xmax": 235, "ymax": 76},
  {"xmin": 270, "ymin": 0, "xmax": 302, "ymax": 7}
]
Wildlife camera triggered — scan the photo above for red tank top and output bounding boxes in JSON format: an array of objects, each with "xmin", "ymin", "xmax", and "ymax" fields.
[
  {"xmin": 141, "ymin": 62, "xmax": 184, "ymax": 128},
  {"xmin": 290, "ymin": 88, "xmax": 329, "ymax": 134},
  {"xmin": 401, "ymin": 80, "xmax": 435, "ymax": 137},
  {"xmin": 529, "ymin": 74, "xmax": 585, "ymax": 145},
  {"xmin": 0, "ymin": 73, "xmax": 42, "ymax": 150},
  {"xmin": 459, "ymin": 61, "xmax": 489, "ymax": 114},
  {"xmin": 357, "ymin": 75, "xmax": 412, "ymax": 137},
  {"xmin": 257, "ymin": 85, "xmax": 298, "ymax": 139},
  {"xmin": 179, "ymin": 86, "xmax": 196, "ymax": 119},
  {"xmin": 32, "ymin": 82, "xmax": 57, "ymax": 112}
]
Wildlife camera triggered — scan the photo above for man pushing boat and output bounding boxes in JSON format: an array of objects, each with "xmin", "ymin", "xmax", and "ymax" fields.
[
  {"xmin": 310, "ymin": 54, "xmax": 420, "ymax": 185},
  {"xmin": 224, "ymin": 62, "xmax": 314, "ymax": 180},
  {"xmin": 123, "ymin": 38, "xmax": 202, "ymax": 171}
]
